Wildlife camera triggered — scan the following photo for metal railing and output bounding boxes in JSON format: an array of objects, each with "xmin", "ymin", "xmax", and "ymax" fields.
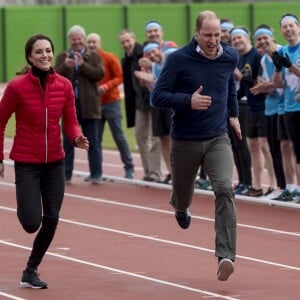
[{"xmin": 0, "ymin": 0, "xmax": 285, "ymax": 6}]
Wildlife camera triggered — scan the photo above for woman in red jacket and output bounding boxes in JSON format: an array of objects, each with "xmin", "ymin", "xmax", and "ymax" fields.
[{"xmin": 0, "ymin": 34, "xmax": 89, "ymax": 289}]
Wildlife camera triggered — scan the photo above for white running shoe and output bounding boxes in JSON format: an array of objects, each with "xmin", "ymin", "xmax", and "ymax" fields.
[{"xmin": 217, "ymin": 258, "xmax": 234, "ymax": 281}]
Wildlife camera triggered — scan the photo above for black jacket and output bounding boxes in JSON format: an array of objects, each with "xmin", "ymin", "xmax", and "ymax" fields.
[{"xmin": 121, "ymin": 43, "xmax": 150, "ymax": 128}]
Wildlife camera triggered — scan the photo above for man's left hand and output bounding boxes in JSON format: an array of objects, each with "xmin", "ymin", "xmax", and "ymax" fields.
[{"xmin": 229, "ymin": 117, "xmax": 242, "ymax": 140}]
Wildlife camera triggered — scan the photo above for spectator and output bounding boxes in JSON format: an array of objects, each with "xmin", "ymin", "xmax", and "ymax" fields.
[
  {"xmin": 118, "ymin": 29, "xmax": 162, "ymax": 182},
  {"xmin": 144, "ymin": 20, "xmax": 178, "ymax": 50},
  {"xmin": 220, "ymin": 18, "xmax": 234, "ymax": 45},
  {"xmin": 137, "ymin": 21, "xmax": 179, "ymax": 184},
  {"xmin": 231, "ymin": 26, "xmax": 277, "ymax": 196},
  {"xmin": 135, "ymin": 42, "xmax": 177, "ymax": 184},
  {"xmin": 55, "ymin": 25, "xmax": 104, "ymax": 184},
  {"xmin": 219, "ymin": 18, "xmax": 247, "ymax": 193},
  {"xmin": 228, "ymin": 27, "xmax": 253, "ymax": 195},
  {"xmin": 152, "ymin": 10, "xmax": 241, "ymax": 281},
  {"xmin": 86, "ymin": 33, "xmax": 135, "ymax": 179},
  {"xmin": 250, "ymin": 24, "xmax": 291, "ymax": 198},
  {"xmin": 272, "ymin": 13, "xmax": 300, "ymax": 202},
  {"xmin": 0, "ymin": 34, "xmax": 88, "ymax": 288}
]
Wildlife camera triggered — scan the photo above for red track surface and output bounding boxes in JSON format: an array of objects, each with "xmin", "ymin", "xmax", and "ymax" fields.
[{"xmin": 1, "ymin": 139, "xmax": 300, "ymax": 300}]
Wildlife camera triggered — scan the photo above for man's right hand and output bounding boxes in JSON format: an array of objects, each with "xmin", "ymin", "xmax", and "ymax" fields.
[
  {"xmin": 65, "ymin": 52, "xmax": 76, "ymax": 68},
  {"xmin": 191, "ymin": 86, "xmax": 212, "ymax": 110}
]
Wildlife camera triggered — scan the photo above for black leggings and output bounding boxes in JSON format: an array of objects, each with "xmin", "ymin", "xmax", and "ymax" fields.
[
  {"xmin": 14, "ymin": 160, "xmax": 65, "ymax": 270},
  {"xmin": 266, "ymin": 115, "xmax": 285, "ymax": 189},
  {"xmin": 228, "ymin": 104, "xmax": 252, "ymax": 186}
]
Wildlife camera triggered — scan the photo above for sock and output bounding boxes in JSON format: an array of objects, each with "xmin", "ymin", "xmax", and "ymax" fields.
[{"xmin": 286, "ymin": 184, "xmax": 297, "ymax": 193}]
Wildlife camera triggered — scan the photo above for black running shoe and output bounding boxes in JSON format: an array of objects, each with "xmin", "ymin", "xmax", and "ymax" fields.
[
  {"xmin": 175, "ymin": 210, "xmax": 191, "ymax": 229},
  {"xmin": 20, "ymin": 269, "xmax": 48, "ymax": 289}
]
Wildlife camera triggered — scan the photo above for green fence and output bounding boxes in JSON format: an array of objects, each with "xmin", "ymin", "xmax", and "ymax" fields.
[{"xmin": 0, "ymin": 2, "xmax": 299, "ymax": 82}]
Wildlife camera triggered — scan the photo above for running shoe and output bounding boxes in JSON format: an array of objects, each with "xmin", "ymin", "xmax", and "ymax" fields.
[
  {"xmin": 175, "ymin": 210, "xmax": 191, "ymax": 229},
  {"xmin": 20, "ymin": 269, "xmax": 48, "ymax": 289},
  {"xmin": 217, "ymin": 258, "xmax": 234, "ymax": 281}
]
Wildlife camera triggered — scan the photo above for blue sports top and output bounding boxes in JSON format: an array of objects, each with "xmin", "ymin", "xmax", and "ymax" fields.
[
  {"xmin": 278, "ymin": 43, "xmax": 300, "ymax": 112},
  {"xmin": 260, "ymin": 51, "xmax": 284, "ymax": 116}
]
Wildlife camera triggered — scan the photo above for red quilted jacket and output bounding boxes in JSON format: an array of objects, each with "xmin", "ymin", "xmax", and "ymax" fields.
[{"xmin": 0, "ymin": 68, "xmax": 82, "ymax": 163}]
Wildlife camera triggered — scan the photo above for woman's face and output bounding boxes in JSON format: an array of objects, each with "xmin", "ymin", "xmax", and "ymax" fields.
[{"xmin": 28, "ymin": 39, "xmax": 53, "ymax": 71}]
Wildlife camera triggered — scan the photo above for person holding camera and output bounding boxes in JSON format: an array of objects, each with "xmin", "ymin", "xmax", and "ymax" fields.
[{"xmin": 55, "ymin": 25, "xmax": 104, "ymax": 184}]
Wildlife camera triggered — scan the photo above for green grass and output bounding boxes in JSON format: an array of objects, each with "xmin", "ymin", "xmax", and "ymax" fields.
[{"xmin": 5, "ymin": 101, "xmax": 137, "ymax": 152}]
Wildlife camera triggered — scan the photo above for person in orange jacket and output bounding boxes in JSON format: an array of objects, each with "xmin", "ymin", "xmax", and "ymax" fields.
[{"xmin": 87, "ymin": 33, "xmax": 134, "ymax": 179}]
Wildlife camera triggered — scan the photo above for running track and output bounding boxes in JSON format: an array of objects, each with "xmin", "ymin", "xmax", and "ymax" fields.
[{"xmin": 0, "ymin": 138, "xmax": 300, "ymax": 300}]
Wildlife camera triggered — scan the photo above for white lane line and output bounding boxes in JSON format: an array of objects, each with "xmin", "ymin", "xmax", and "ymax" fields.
[
  {"xmin": 72, "ymin": 169, "xmax": 300, "ymax": 210},
  {"xmin": 64, "ymin": 191, "xmax": 300, "ymax": 237},
  {"xmin": 1, "ymin": 187, "xmax": 300, "ymax": 238},
  {"xmin": 60, "ymin": 218, "xmax": 300, "ymax": 272},
  {"xmin": 74, "ymin": 159, "xmax": 144, "ymax": 172},
  {"xmin": 0, "ymin": 180, "xmax": 299, "ymax": 237},
  {"xmin": 1, "ymin": 205, "xmax": 299, "ymax": 272},
  {"xmin": 0, "ymin": 240, "xmax": 239, "ymax": 300},
  {"xmin": 2, "ymin": 158, "xmax": 300, "ymax": 210},
  {"xmin": 0, "ymin": 292, "xmax": 26, "ymax": 300}
]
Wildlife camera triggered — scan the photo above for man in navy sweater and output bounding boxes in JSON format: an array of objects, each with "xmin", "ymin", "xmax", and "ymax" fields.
[{"xmin": 152, "ymin": 10, "xmax": 241, "ymax": 281}]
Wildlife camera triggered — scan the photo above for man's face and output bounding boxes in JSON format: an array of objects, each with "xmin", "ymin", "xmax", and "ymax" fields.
[
  {"xmin": 231, "ymin": 33, "xmax": 250, "ymax": 55},
  {"xmin": 146, "ymin": 26, "xmax": 163, "ymax": 43},
  {"xmin": 69, "ymin": 32, "xmax": 85, "ymax": 52},
  {"xmin": 255, "ymin": 34, "xmax": 275, "ymax": 55},
  {"xmin": 119, "ymin": 32, "xmax": 135, "ymax": 54},
  {"xmin": 280, "ymin": 19, "xmax": 300, "ymax": 45},
  {"xmin": 195, "ymin": 18, "xmax": 221, "ymax": 58},
  {"xmin": 87, "ymin": 35, "xmax": 100, "ymax": 52},
  {"xmin": 221, "ymin": 29, "xmax": 231, "ymax": 44},
  {"xmin": 145, "ymin": 47, "xmax": 162, "ymax": 64}
]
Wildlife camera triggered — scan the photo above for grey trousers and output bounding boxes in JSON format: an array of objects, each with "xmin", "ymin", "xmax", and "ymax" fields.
[
  {"xmin": 170, "ymin": 133, "xmax": 237, "ymax": 261},
  {"xmin": 135, "ymin": 109, "xmax": 162, "ymax": 181}
]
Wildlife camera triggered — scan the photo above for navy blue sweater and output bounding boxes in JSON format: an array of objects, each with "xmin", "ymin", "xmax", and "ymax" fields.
[
  {"xmin": 151, "ymin": 38, "xmax": 239, "ymax": 140},
  {"xmin": 237, "ymin": 47, "xmax": 265, "ymax": 114}
]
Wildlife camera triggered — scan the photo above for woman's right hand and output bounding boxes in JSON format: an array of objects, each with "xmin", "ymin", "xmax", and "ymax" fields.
[{"xmin": 0, "ymin": 162, "xmax": 4, "ymax": 178}]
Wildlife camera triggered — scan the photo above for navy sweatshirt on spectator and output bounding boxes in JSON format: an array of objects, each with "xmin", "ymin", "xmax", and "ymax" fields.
[
  {"xmin": 237, "ymin": 47, "xmax": 265, "ymax": 114},
  {"xmin": 151, "ymin": 38, "xmax": 239, "ymax": 140}
]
